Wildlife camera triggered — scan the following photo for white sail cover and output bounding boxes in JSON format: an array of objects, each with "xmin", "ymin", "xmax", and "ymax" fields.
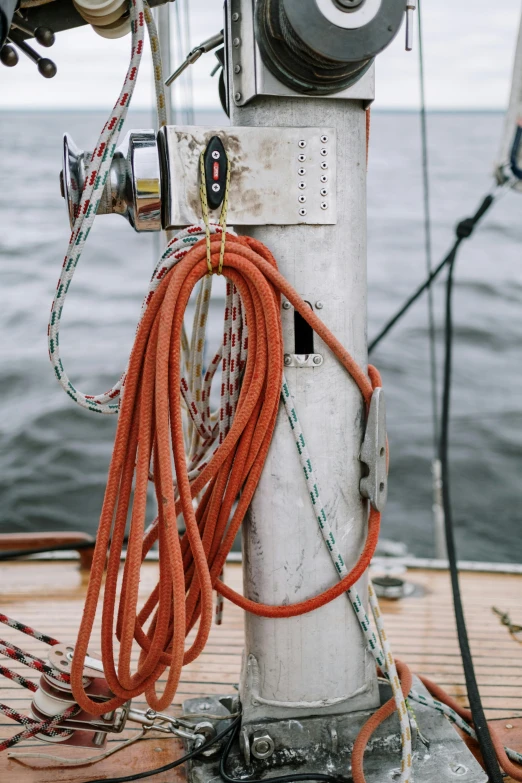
[{"xmin": 496, "ymin": 6, "xmax": 522, "ymax": 191}]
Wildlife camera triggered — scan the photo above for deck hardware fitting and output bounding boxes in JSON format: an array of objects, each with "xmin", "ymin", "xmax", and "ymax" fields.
[{"xmin": 360, "ymin": 387, "xmax": 388, "ymax": 513}]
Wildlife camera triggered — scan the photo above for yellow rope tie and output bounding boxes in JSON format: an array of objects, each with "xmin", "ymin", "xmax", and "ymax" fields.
[{"xmin": 199, "ymin": 147, "xmax": 232, "ymax": 275}]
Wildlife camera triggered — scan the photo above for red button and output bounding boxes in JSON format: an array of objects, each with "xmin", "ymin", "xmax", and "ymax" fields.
[{"xmin": 213, "ymin": 162, "xmax": 220, "ymax": 181}]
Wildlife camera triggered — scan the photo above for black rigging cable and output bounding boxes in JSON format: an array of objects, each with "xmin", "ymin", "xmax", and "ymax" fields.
[
  {"xmin": 83, "ymin": 717, "xmax": 241, "ymax": 783},
  {"xmin": 368, "ymin": 192, "xmax": 495, "ymax": 354},
  {"xmin": 440, "ymin": 237, "xmax": 503, "ymax": 783}
]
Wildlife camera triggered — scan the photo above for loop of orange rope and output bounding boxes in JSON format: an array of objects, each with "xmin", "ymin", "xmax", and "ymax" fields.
[{"xmin": 71, "ymin": 234, "xmax": 381, "ymax": 717}]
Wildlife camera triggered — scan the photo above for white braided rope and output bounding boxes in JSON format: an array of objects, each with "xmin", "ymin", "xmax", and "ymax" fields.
[
  {"xmin": 281, "ymin": 380, "xmax": 413, "ymax": 783},
  {"xmin": 48, "ymin": 0, "xmax": 166, "ymax": 414}
]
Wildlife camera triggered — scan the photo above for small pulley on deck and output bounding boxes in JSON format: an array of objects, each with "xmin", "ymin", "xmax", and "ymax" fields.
[{"xmin": 30, "ymin": 644, "xmax": 211, "ymax": 750}]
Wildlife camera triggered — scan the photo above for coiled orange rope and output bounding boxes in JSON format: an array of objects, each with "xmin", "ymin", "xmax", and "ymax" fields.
[{"xmin": 71, "ymin": 233, "xmax": 382, "ymax": 719}]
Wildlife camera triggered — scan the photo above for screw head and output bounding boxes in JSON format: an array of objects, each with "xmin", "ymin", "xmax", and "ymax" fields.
[
  {"xmin": 284, "ymin": 354, "xmax": 292, "ymax": 366},
  {"xmin": 298, "ymin": 195, "xmax": 307, "ymax": 204},
  {"xmin": 212, "ymin": 150, "xmax": 221, "ymax": 160},
  {"xmin": 450, "ymin": 764, "xmax": 468, "ymax": 776},
  {"xmin": 251, "ymin": 731, "xmax": 275, "ymax": 760},
  {"xmin": 232, "ymin": 11, "xmax": 240, "ymax": 21},
  {"xmin": 233, "ymin": 37, "xmax": 241, "ymax": 47},
  {"xmin": 313, "ymin": 355, "xmax": 322, "ymax": 365},
  {"xmin": 212, "ymin": 183, "xmax": 221, "ymax": 193},
  {"xmin": 234, "ymin": 92, "xmax": 242, "ymax": 102},
  {"xmin": 282, "ymin": 301, "xmax": 291, "ymax": 310},
  {"xmin": 315, "ymin": 301, "xmax": 324, "ymax": 310},
  {"xmin": 234, "ymin": 64, "xmax": 242, "ymax": 74}
]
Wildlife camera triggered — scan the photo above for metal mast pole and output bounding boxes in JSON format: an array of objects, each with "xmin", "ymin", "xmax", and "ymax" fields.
[{"xmin": 226, "ymin": 0, "xmax": 387, "ymax": 737}]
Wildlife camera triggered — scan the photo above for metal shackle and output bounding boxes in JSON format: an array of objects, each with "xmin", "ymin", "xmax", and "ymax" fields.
[{"xmin": 60, "ymin": 130, "xmax": 161, "ymax": 232}]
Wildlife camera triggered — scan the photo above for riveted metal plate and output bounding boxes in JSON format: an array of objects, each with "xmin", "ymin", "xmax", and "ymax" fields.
[
  {"xmin": 183, "ymin": 679, "xmax": 487, "ymax": 783},
  {"xmin": 158, "ymin": 125, "xmax": 337, "ymax": 228}
]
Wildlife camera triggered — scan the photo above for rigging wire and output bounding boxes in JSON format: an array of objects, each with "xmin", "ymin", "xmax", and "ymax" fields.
[
  {"xmin": 439, "ymin": 238, "xmax": 503, "ymax": 783},
  {"xmin": 82, "ymin": 716, "xmax": 241, "ymax": 783},
  {"xmin": 368, "ymin": 193, "xmax": 496, "ymax": 353},
  {"xmin": 417, "ymin": 0, "xmax": 439, "ymax": 454}
]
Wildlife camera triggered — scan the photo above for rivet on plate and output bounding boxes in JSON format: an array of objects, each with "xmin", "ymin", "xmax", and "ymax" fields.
[
  {"xmin": 320, "ymin": 161, "xmax": 328, "ymax": 170},
  {"xmin": 299, "ymin": 208, "xmax": 307, "ymax": 217},
  {"xmin": 298, "ymin": 195, "xmax": 306, "ymax": 204},
  {"xmin": 320, "ymin": 188, "xmax": 328, "ymax": 197},
  {"xmin": 298, "ymin": 140, "xmax": 307, "ymax": 149},
  {"xmin": 298, "ymin": 154, "xmax": 306, "ymax": 163},
  {"xmin": 284, "ymin": 355, "xmax": 292, "ymax": 366},
  {"xmin": 320, "ymin": 148, "xmax": 328, "ymax": 156},
  {"xmin": 313, "ymin": 355, "xmax": 322, "ymax": 366},
  {"xmin": 234, "ymin": 92, "xmax": 242, "ymax": 102},
  {"xmin": 321, "ymin": 202, "xmax": 328, "ymax": 210},
  {"xmin": 282, "ymin": 301, "xmax": 291, "ymax": 310},
  {"xmin": 234, "ymin": 64, "xmax": 242, "ymax": 74},
  {"xmin": 298, "ymin": 167, "xmax": 306, "ymax": 176},
  {"xmin": 320, "ymin": 174, "xmax": 328, "ymax": 183},
  {"xmin": 298, "ymin": 181, "xmax": 307, "ymax": 190},
  {"xmin": 233, "ymin": 37, "xmax": 241, "ymax": 47},
  {"xmin": 315, "ymin": 301, "xmax": 324, "ymax": 310},
  {"xmin": 232, "ymin": 12, "xmax": 240, "ymax": 21},
  {"xmin": 321, "ymin": 135, "xmax": 329, "ymax": 143}
]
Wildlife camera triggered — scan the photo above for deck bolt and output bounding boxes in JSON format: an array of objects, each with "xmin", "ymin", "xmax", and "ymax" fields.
[
  {"xmin": 450, "ymin": 764, "xmax": 468, "ymax": 776},
  {"xmin": 315, "ymin": 301, "xmax": 323, "ymax": 310},
  {"xmin": 284, "ymin": 355, "xmax": 292, "ymax": 366},
  {"xmin": 283, "ymin": 301, "xmax": 291, "ymax": 310},
  {"xmin": 313, "ymin": 355, "xmax": 322, "ymax": 365}
]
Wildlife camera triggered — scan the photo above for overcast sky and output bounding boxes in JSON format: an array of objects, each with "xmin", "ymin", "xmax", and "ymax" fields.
[{"xmin": 1, "ymin": 1, "xmax": 521, "ymax": 110}]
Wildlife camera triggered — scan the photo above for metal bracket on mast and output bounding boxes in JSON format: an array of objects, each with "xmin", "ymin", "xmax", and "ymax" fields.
[{"xmin": 360, "ymin": 387, "xmax": 388, "ymax": 513}]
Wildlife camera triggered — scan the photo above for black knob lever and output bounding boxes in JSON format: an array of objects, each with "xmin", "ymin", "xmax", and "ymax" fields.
[{"xmin": 7, "ymin": 28, "xmax": 56, "ymax": 77}]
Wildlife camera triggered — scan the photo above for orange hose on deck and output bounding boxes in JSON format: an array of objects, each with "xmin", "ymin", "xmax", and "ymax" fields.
[
  {"xmin": 419, "ymin": 675, "xmax": 522, "ymax": 782},
  {"xmin": 71, "ymin": 234, "xmax": 382, "ymax": 718}
]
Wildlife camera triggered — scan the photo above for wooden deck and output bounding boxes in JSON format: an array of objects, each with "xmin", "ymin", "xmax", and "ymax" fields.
[{"xmin": 0, "ymin": 560, "xmax": 521, "ymax": 782}]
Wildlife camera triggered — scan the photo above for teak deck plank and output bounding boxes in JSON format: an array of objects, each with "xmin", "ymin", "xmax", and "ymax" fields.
[{"xmin": 0, "ymin": 561, "xmax": 520, "ymax": 782}]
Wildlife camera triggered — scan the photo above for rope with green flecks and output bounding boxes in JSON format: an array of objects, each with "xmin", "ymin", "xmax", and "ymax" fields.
[{"xmin": 281, "ymin": 379, "xmax": 412, "ymax": 783}]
